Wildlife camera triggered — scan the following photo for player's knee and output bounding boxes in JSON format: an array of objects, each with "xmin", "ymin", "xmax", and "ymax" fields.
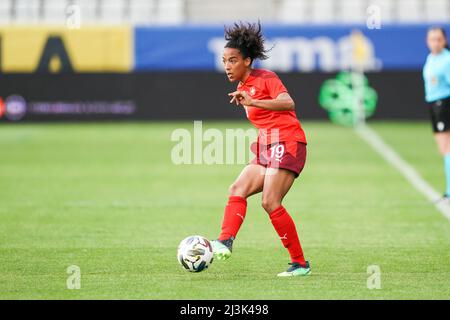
[
  {"xmin": 261, "ymin": 197, "xmax": 281, "ymax": 214},
  {"xmin": 229, "ymin": 183, "xmax": 247, "ymax": 198},
  {"xmin": 439, "ymin": 145, "xmax": 449, "ymax": 155},
  {"xmin": 444, "ymin": 145, "xmax": 450, "ymax": 155}
]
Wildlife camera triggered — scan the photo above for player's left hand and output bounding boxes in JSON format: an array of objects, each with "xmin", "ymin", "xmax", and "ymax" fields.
[{"xmin": 228, "ymin": 91, "xmax": 252, "ymax": 106}]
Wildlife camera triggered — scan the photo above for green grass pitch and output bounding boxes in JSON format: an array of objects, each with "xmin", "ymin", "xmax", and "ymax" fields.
[{"xmin": 0, "ymin": 121, "xmax": 449, "ymax": 299}]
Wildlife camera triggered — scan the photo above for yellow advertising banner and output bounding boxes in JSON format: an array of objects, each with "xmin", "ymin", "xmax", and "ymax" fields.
[{"xmin": 0, "ymin": 26, "xmax": 132, "ymax": 72}]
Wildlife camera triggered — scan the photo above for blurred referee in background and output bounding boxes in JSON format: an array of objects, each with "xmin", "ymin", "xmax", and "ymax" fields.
[{"xmin": 423, "ymin": 27, "xmax": 450, "ymax": 201}]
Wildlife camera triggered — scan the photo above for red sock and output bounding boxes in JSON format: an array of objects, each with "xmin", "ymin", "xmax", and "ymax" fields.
[
  {"xmin": 218, "ymin": 196, "xmax": 247, "ymax": 241},
  {"xmin": 269, "ymin": 206, "xmax": 306, "ymax": 265}
]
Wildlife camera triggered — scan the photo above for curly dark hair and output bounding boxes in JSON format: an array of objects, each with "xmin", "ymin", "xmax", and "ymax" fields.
[{"xmin": 224, "ymin": 21, "xmax": 270, "ymax": 63}]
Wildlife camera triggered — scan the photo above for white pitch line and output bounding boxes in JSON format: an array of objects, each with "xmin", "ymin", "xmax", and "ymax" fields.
[{"xmin": 355, "ymin": 124, "xmax": 450, "ymax": 221}]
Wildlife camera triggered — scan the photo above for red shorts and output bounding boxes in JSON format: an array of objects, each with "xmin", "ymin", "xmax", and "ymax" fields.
[{"xmin": 250, "ymin": 141, "xmax": 307, "ymax": 178}]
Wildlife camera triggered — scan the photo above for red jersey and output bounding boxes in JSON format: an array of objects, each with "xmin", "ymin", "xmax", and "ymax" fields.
[{"xmin": 237, "ymin": 69, "xmax": 307, "ymax": 145}]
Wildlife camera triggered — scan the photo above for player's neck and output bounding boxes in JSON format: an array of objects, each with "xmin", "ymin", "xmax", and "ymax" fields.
[
  {"xmin": 240, "ymin": 68, "xmax": 253, "ymax": 84},
  {"xmin": 431, "ymin": 48, "xmax": 446, "ymax": 56}
]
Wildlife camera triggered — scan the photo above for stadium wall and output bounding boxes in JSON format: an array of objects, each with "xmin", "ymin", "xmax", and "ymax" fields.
[
  {"xmin": 1, "ymin": 24, "xmax": 448, "ymax": 73},
  {"xmin": 0, "ymin": 72, "xmax": 428, "ymax": 122}
]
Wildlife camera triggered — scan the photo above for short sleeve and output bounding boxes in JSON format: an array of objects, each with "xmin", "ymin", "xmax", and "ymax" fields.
[
  {"xmin": 445, "ymin": 58, "xmax": 450, "ymax": 85},
  {"xmin": 265, "ymin": 73, "xmax": 288, "ymax": 99}
]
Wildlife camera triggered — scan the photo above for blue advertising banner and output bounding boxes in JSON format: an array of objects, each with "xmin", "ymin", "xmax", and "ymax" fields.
[{"xmin": 134, "ymin": 24, "xmax": 450, "ymax": 72}]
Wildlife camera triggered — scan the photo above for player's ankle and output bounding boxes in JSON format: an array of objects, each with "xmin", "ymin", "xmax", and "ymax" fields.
[{"xmin": 218, "ymin": 234, "xmax": 234, "ymax": 242}]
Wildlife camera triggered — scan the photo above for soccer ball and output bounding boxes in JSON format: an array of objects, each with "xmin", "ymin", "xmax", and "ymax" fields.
[{"xmin": 177, "ymin": 235, "xmax": 214, "ymax": 272}]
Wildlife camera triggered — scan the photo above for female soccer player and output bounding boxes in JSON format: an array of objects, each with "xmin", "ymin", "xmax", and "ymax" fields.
[
  {"xmin": 423, "ymin": 27, "xmax": 450, "ymax": 200},
  {"xmin": 210, "ymin": 22, "xmax": 310, "ymax": 277}
]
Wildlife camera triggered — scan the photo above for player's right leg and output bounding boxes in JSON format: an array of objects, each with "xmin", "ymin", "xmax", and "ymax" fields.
[
  {"xmin": 430, "ymin": 99, "xmax": 450, "ymax": 202},
  {"xmin": 212, "ymin": 164, "xmax": 266, "ymax": 260},
  {"xmin": 434, "ymin": 131, "xmax": 450, "ymax": 201}
]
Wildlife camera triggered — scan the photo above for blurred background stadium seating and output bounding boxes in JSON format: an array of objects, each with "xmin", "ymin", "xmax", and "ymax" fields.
[{"xmin": 0, "ymin": 0, "xmax": 448, "ymax": 25}]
